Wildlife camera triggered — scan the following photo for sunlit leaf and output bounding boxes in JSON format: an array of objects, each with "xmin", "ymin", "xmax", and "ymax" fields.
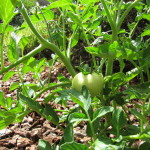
[
  {"xmin": 0, "ymin": 0, "xmax": 16, "ymax": 27},
  {"xmin": 93, "ymin": 106, "xmax": 114, "ymax": 122},
  {"xmin": 10, "ymin": 82, "xmax": 20, "ymax": 91},
  {"xmin": 2, "ymin": 71, "xmax": 16, "ymax": 81},
  {"xmin": 60, "ymin": 142, "xmax": 89, "ymax": 150},
  {"xmin": 38, "ymin": 139, "xmax": 52, "ymax": 150}
]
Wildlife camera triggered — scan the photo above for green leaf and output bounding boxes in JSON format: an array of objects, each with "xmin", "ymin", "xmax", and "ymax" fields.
[
  {"xmin": 139, "ymin": 142, "xmax": 150, "ymax": 150},
  {"xmin": 0, "ymin": 24, "xmax": 14, "ymax": 33},
  {"xmin": 68, "ymin": 12, "xmax": 82, "ymax": 26},
  {"xmin": 0, "ymin": 116, "xmax": 16, "ymax": 130},
  {"xmin": 10, "ymin": 0, "xmax": 20, "ymax": 7},
  {"xmin": 60, "ymin": 142, "xmax": 89, "ymax": 150},
  {"xmin": 112, "ymin": 108, "xmax": 126, "ymax": 135},
  {"xmin": 70, "ymin": 87, "xmax": 91, "ymax": 112},
  {"xmin": 22, "ymin": 65, "xmax": 32, "ymax": 74},
  {"xmin": 38, "ymin": 139, "xmax": 52, "ymax": 150},
  {"xmin": 85, "ymin": 42, "xmax": 120, "ymax": 59},
  {"xmin": 124, "ymin": 81, "xmax": 150, "ymax": 99},
  {"xmin": 125, "ymin": 68, "xmax": 139, "ymax": 82},
  {"xmin": 93, "ymin": 106, "xmax": 114, "ymax": 122},
  {"xmin": 0, "ymin": 96, "xmax": 13, "ymax": 110},
  {"xmin": 86, "ymin": 117, "xmax": 100, "ymax": 137},
  {"xmin": 19, "ymin": 36, "xmax": 30, "ymax": 52},
  {"xmin": 7, "ymin": 33, "xmax": 20, "ymax": 63},
  {"xmin": 78, "ymin": 0, "xmax": 99, "ymax": 4},
  {"xmin": 93, "ymin": 136, "xmax": 113, "ymax": 150},
  {"xmin": 0, "ymin": 91, "xmax": 5, "ymax": 108},
  {"xmin": 30, "ymin": 10, "xmax": 54, "ymax": 24},
  {"xmin": 2, "ymin": 71, "xmax": 15, "ymax": 81},
  {"xmin": 19, "ymin": 94, "xmax": 43, "ymax": 114},
  {"xmin": 49, "ymin": 0, "xmax": 75, "ymax": 9},
  {"xmin": 68, "ymin": 112, "xmax": 88, "ymax": 123},
  {"xmin": 0, "ymin": 0, "xmax": 16, "ymax": 27},
  {"xmin": 93, "ymin": 137, "xmax": 120, "ymax": 150},
  {"xmin": 5, "ymin": 97, "xmax": 13, "ymax": 110},
  {"xmin": 142, "ymin": 14, "xmax": 150, "ymax": 21},
  {"xmin": 141, "ymin": 30, "xmax": 150, "ymax": 37},
  {"xmin": 130, "ymin": 109, "xmax": 147, "ymax": 122},
  {"xmin": 43, "ymin": 104, "xmax": 59, "ymax": 124},
  {"xmin": 63, "ymin": 123, "xmax": 74, "ymax": 142},
  {"xmin": 10, "ymin": 82, "xmax": 20, "ymax": 91}
]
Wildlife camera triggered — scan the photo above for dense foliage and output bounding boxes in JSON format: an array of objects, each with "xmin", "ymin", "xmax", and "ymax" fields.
[{"xmin": 0, "ymin": 0, "xmax": 150, "ymax": 149}]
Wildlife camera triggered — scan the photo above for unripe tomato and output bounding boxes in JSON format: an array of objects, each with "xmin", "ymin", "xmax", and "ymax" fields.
[{"xmin": 72, "ymin": 72, "xmax": 104, "ymax": 97}]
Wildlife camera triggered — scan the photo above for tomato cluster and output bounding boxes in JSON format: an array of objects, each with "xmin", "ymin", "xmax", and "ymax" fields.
[{"xmin": 72, "ymin": 72, "xmax": 104, "ymax": 97}]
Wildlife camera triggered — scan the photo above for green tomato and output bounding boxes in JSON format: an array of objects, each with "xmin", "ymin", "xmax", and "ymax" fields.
[{"xmin": 72, "ymin": 72, "xmax": 104, "ymax": 97}]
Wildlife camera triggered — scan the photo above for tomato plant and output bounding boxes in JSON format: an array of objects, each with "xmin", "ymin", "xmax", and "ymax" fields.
[
  {"xmin": 0, "ymin": 0, "xmax": 150, "ymax": 149},
  {"xmin": 72, "ymin": 72, "xmax": 104, "ymax": 97}
]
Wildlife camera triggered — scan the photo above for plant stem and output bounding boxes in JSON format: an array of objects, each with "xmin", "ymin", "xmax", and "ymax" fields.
[
  {"xmin": 116, "ymin": 0, "xmax": 123, "ymax": 24},
  {"xmin": 86, "ymin": 112, "xmax": 96, "ymax": 142},
  {"xmin": 140, "ymin": 93, "xmax": 149, "ymax": 133},
  {"xmin": 38, "ymin": 6, "xmax": 52, "ymax": 42},
  {"xmin": 146, "ymin": 66, "xmax": 150, "ymax": 81},
  {"xmin": 117, "ymin": 0, "xmax": 140, "ymax": 30},
  {"xmin": 16, "ymin": 65, "xmax": 29, "ymax": 97},
  {"xmin": 67, "ymin": 25, "xmax": 79, "ymax": 59},
  {"xmin": 0, "ymin": 45, "xmax": 44, "ymax": 74},
  {"xmin": 62, "ymin": 10, "xmax": 67, "ymax": 55},
  {"xmin": 33, "ymin": 82, "xmax": 71, "ymax": 100},
  {"xmin": 101, "ymin": 0, "xmax": 116, "ymax": 35},
  {"xmin": 129, "ymin": 21, "xmax": 139, "ymax": 39},
  {"xmin": 97, "ymin": 58, "xmax": 107, "ymax": 73},
  {"xmin": 106, "ymin": 58, "xmax": 113, "ymax": 76},
  {"xmin": 123, "ymin": 134, "xmax": 150, "ymax": 140},
  {"xmin": 0, "ymin": 29, "xmax": 5, "ymax": 70},
  {"xmin": 20, "ymin": 4, "xmax": 76, "ymax": 77},
  {"xmin": 130, "ymin": 60, "xmax": 144, "ymax": 83}
]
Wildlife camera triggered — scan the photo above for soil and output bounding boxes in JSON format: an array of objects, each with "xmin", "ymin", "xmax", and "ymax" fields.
[
  {"xmin": 0, "ymin": 59, "xmax": 148, "ymax": 149},
  {"xmin": 0, "ymin": 61, "xmax": 91, "ymax": 150}
]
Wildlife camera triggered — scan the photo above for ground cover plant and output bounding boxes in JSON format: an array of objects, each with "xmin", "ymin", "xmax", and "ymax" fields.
[{"xmin": 0, "ymin": 0, "xmax": 150, "ymax": 149}]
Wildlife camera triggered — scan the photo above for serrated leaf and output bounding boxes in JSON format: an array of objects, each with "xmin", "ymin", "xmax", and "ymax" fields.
[
  {"xmin": 49, "ymin": 0, "xmax": 75, "ymax": 9},
  {"xmin": 10, "ymin": 82, "xmax": 20, "ymax": 91},
  {"xmin": 43, "ymin": 104, "xmax": 59, "ymax": 124},
  {"xmin": 2, "ymin": 71, "xmax": 15, "ymax": 81},
  {"xmin": 0, "ymin": 91, "xmax": 5, "ymax": 108},
  {"xmin": 112, "ymin": 108, "xmax": 126, "ymax": 135},
  {"xmin": 130, "ymin": 109, "xmax": 147, "ymax": 122},
  {"xmin": 70, "ymin": 87, "xmax": 91, "ymax": 112},
  {"xmin": 22, "ymin": 65, "xmax": 32, "ymax": 74},
  {"xmin": 125, "ymin": 68, "xmax": 139, "ymax": 82},
  {"xmin": 63, "ymin": 123, "xmax": 74, "ymax": 142},
  {"xmin": 0, "ymin": 0, "xmax": 16, "ymax": 27},
  {"xmin": 68, "ymin": 112, "xmax": 88, "ymax": 123},
  {"xmin": 141, "ymin": 30, "xmax": 150, "ymax": 37},
  {"xmin": 60, "ymin": 142, "xmax": 89, "ymax": 150},
  {"xmin": 7, "ymin": 33, "xmax": 20, "ymax": 63},
  {"xmin": 38, "ymin": 139, "xmax": 52, "ymax": 150},
  {"xmin": 19, "ymin": 94, "xmax": 43, "ymax": 114},
  {"xmin": 0, "ymin": 116, "xmax": 16, "ymax": 130},
  {"xmin": 94, "ymin": 137, "xmax": 120, "ymax": 150},
  {"xmin": 85, "ymin": 42, "xmax": 119, "ymax": 59},
  {"xmin": 0, "ymin": 94, "xmax": 13, "ymax": 110},
  {"xmin": 93, "ymin": 106, "xmax": 114, "ymax": 122},
  {"xmin": 68, "ymin": 12, "xmax": 82, "ymax": 26},
  {"xmin": 30, "ymin": 10, "xmax": 54, "ymax": 24}
]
